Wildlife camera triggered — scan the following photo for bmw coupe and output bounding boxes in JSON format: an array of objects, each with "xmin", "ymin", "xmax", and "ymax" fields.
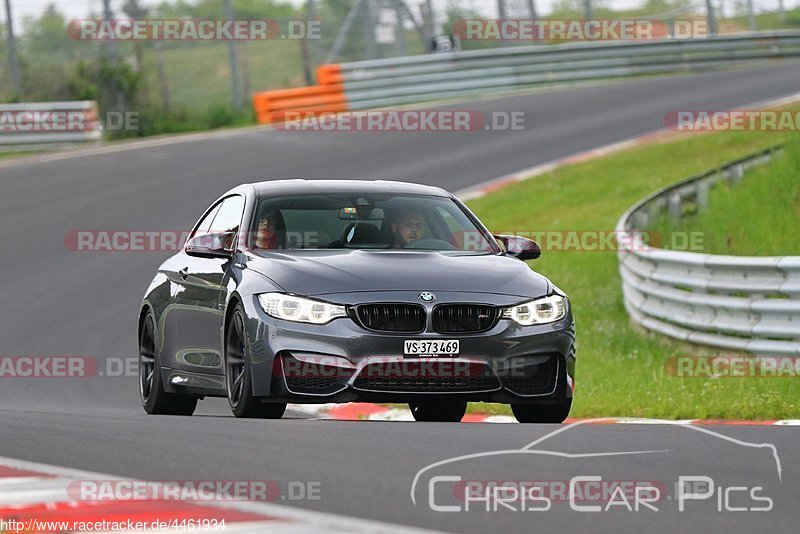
[{"xmin": 138, "ymin": 180, "xmax": 575, "ymax": 422}]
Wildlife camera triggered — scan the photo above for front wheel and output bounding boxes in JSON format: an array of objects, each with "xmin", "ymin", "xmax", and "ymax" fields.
[
  {"xmin": 226, "ymin": 305, "xmax": 286, "ymax": 419},
  {"xmin": 139, "ymin": 310, "xmax": 197, "ymax": 416},
  {"xmin": 409, "ymin": 400, "xmax": 467, "ymax": 422},
  {"xmin": 511, "ymin": 400, "xmax": 572, "ymax": 423}
]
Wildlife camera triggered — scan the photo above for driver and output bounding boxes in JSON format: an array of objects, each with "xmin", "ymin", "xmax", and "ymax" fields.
[{"xmin": 390, "ymin": 211, "xmax": 426, "ymax": 248}]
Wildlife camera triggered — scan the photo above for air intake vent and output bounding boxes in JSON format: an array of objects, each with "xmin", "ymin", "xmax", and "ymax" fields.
[
  {"xmin": 502, "ymin": 355, "xmax": 559, "ymax": 395},
  {"xmin": 353, "ymin": 361, "xmax": 500, "ymax": 392}
]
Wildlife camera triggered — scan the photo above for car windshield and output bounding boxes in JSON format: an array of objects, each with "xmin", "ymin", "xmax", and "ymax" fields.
[{"xmin": 248, "ymin": 193, "xmax": 496, "ymax": 253}]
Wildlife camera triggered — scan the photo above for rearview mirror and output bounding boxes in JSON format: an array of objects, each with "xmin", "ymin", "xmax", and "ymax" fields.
[
  {"xmin": 185, "ymin": 231, "xmax": 236, "ymax": 258},
  {"xmin": 494, "ymin": 234, "xmax": 541, "ymax": 261},
  {"xmin": 338, "ymin": 207, "xmax": 384, "ymax": 220}
]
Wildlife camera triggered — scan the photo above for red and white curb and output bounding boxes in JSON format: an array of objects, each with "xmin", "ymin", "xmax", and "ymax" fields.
[
  {"xmin": 0, "ymin": 456, "xmax": 435, "ymax": 534},
  {"xmin": 304, "ymin": 403, "xmax": 800, "ymax": 426}
]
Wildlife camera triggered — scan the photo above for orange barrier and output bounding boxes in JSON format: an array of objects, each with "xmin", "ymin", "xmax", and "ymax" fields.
[
  {"xmin": 252, "ymin": 64, "xmax": 347, "ymax": 124},
  {"xmin": 316, "ymin": 64, "xmax": 343, "ymax": 86}
]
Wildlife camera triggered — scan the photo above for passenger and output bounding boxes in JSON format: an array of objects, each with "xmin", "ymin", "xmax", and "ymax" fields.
[
  {"xmin": 253, "ymin": 210, "xmax": 280, "ymax": 249},
  {"xmin": 390, "ymin": 211, "xmax": 426, "ymax": 248}
]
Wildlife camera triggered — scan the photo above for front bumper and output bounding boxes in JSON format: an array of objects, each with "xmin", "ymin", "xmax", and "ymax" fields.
[{"xmin": 242, "ymin": 292, "xmax": 576, "ymax": 405}]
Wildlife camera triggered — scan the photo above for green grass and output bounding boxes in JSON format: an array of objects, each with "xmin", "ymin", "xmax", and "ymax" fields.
[
  {"xmin": 648, "ymin": 142, "xmax": 800, "ymax": 255},
  {"xmin": 727, "ymin": 8, "xmax": 800, "ymax": 31},
  {"xmin": 463, "ymin": 116, "xmax": 799, "ymax": 420},
  {"xmin": 0, "ymin": 150, "xmax": 41, "ymax": 160},
  {"xmin": 144, "ymin": 40, "xmax": 306, "ymax": 115}
]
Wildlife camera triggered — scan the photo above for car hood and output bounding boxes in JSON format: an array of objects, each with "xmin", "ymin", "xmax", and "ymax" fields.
[{"xmin": 246, "ymin": 249, "xmax": 550, "ymax": 298}]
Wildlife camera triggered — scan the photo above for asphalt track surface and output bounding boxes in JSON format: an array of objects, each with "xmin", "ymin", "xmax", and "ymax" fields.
[{"xmin": 1, "ymin": 63, "xmax": 799, "ymax": 532}]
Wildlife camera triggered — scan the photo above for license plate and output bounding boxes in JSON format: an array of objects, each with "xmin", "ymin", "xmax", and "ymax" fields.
[{"xmin": 403, "ymin": 339, "xmax": 459, "ymax": 356}]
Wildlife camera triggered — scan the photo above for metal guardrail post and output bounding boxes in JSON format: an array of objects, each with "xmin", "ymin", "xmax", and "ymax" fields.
[
  {"xmin": 668, "ymin": 192, "xmax": 682, "ymax": 222},
  {"xmin": 697, "ymin": 181, "xmax": 709, "ymax": 211}
]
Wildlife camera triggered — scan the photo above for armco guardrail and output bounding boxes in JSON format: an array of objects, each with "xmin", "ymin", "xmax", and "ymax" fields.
[
  {"xmin": 0, "ymin": 101, "xmax": 102, "ymax": 148},
  {"xmin": 253, "ymin": 31, "xmax": 800, "ymax": 122},
  {"xmin": 252, "ymin": 66, "xmax": 346, "ymax": 124},
  {"xmin": 615, "ymin": 146, "xmax": 800, "ymax": 356}
]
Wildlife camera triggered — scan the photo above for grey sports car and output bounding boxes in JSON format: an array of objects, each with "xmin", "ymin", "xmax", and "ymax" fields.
[{"xmin": 138, "ymin": 180, "xmax": 575, "ymax": 423}]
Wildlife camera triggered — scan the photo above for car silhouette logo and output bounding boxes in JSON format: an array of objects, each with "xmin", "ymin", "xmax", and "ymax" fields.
[{"xmin": 418, "ymin": 292, "xmax": 435, "ymax": 302}]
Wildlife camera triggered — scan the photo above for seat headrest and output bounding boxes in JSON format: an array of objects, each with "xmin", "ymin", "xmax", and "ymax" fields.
[{"xmin": 348, "ymin": 223, "xmax": 383, "ymax": 245}]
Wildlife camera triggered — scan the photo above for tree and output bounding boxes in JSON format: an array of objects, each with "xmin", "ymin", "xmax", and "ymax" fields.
[
  {"xmin": 23, "ymin": 4, "xmax": 79, "ymax": 58},
  {"xmin": 121, "ymin": 0, "xmax": 150, "ymax": 105},
  {"xmin": 193, "ymin": 0, "xmax": 296, "ymax": 19},
  {"xmin": 640, "ymin": 0, "xmax": 694, "ymax": 13},
  {"xmin": 68, "ymin": 57, "xmax": 141, "ymax": 138}
]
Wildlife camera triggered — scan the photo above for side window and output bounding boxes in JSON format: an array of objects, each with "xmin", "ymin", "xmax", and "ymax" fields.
[
  {"xmin": 208, "ymin": 196, "xmax": 245, "ymax": 234},
  {"xmin": 435, "ymin": 205, "xmax": 493, "ymax": 252},
  {"xmin": 436, "ymin": 206, "xmax": 463, "ymax": 233},
  {"xmin": 191, "ymin": 203, "xmax": 222, "ymax": 239}
]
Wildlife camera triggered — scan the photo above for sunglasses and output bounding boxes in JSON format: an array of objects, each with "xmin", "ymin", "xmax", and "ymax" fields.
[{"xmin": 258, "ymin": 215, "xmax": 278, "ymax": 228}]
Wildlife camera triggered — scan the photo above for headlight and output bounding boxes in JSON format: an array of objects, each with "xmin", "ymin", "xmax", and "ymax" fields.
[
  {"xmin": 258, "ymin": 293, "xmax": 347, "ymax": 324},
  {"xmin": 501, "ymin": 295, "xmax": 567, "ymax": 325}
]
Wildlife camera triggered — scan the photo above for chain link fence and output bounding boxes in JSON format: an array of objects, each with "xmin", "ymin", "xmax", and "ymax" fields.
[{"xmin": 2, "ymin": 0, "xmax": 799, "ymax": 135}]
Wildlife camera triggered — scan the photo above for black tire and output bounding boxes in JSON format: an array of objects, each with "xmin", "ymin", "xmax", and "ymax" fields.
[
  {"xmin": 139, "ymin": 310, "xmax": 197, "ymax": 416},
  {"xmin": 409, "ymin": 400, "xmax": 467, "ymax": 422},
  {"xmin": 226, "ymin": 305, "xmax": 286, "ymax": 419},
  {"xmin": 511, "ymin": 400, "xmax": 572, "ymax": 423}
]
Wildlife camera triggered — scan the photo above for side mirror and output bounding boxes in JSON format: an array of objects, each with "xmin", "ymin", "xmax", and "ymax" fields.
[
  {"xmin": 185, "ymin": 231, "xmax": 236, "ymax": 258},
  {"xmin": 494, "ymin": 234, "xmax": 541, "ymax": 261}
]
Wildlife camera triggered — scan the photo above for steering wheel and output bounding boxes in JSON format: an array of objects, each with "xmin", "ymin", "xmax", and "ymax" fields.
[{"xmin": 405, "ymin": 238, "xmax": 457, "ymax": 250}]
